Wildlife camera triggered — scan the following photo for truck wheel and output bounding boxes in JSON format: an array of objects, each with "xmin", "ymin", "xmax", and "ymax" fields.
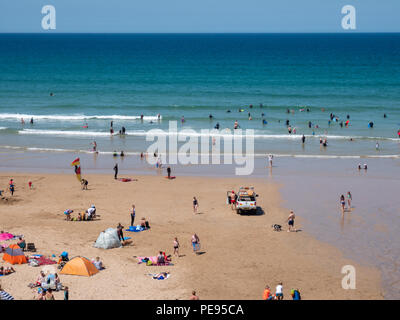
[{"xmin": 236, "ymin": 209, "xmax": 240, "ymax": 215}]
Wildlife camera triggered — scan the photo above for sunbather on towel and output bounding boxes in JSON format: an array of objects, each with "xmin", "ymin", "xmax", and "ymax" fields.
[
  {"xmin": 36, "ymin": 271, "xmax": 46, "ymax": 286},
  {"xmin": 0, "ymin": 266, "xmax": 15, "ymax": 275},
  {"xmin": 152, "ymin": 272, "xmax": 169, "ymax": 280}
]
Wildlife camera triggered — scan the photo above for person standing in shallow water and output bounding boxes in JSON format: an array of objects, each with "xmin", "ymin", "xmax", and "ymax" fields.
[
  {"xmin": 167, "ymin": 166, "xmax": 171, "ymax": 179},
  {"xmin": 347, "ymin": 192, "xmax": 352, "ymax": 208}
]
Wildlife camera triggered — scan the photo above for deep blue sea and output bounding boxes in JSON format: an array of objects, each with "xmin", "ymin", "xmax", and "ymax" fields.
[{"xmin": 0, "ymin": 33, "xmax": 399, "ymax": 157}]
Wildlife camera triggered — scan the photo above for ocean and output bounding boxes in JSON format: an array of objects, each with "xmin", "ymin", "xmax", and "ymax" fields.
[{"xmin": 0, "ymin": 33, "xmax": 400, "ymax": 157}]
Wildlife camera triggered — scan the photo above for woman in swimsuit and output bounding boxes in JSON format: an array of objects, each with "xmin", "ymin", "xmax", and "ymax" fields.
[
  {"xmin": 193, "ymin": 197, "xmax": 199, "ymax": 214},
  {"xmin": 347, "ymin": 192, "xmax": 352, "ymax": 208},
  {"xmin": 340, "ymin": 195, "xmax": 346, "ymax": 213},
  {"xmin": 173, "ymin": 237, "xmax": 180, "ymax": 256}
]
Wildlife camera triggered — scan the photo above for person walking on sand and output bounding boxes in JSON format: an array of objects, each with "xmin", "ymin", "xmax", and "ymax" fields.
[
  {"xmin": 340, "ymin": 195, "xmax": 346, "ymax": 213},
  {"xmin": 191, "ymin": 233, "xmax": 200, "ymax": 253},
  {"xmin": 173, "ymin": 237, "xmax": 180, "ymax": 257},
  {"xmin": 130, "ymin": 205, "xmax": 136, "ymax": 227},
  {"xmin": 347, "ymin": 192, "xmax": 352, "ymax": 208},
  {"xmin": 193, "ymin": 197, "xmax": 199, "ymax": 214},
  {"xmin": 287, "ymin": 211, "xmax": 296, "ymax": 232},
  {"xmin": 113, "ymin": 163, "xmax": 118, "ymax": 179},
  {"xmin": 189, "ymin": 290, "xmax": 199, "ymax": 300}
]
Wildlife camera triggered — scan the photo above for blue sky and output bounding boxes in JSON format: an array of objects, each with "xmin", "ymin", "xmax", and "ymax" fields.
[{"xmin": 0, "ymin": 0, "xmax": 399, "ymax": 33}]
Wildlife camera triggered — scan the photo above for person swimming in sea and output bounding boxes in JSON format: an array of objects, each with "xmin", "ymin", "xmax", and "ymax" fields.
[
  {"xmin": 262, "ymin": 119, "xmax": 267, "ymax": 125},
  {"xmin": 181, "ymin": 116, "xmax": 185, "ymax": 123},
  {"xmin": 214, "ymin": 123, "xmax": 220, "ymax": 130},
  {"xmin": 209, "ymin": 114, "xmax": 213, "ymax": 120},
  {"xmin": 30, "ymin": 117, "xmax": 34, "ymax": 124},
  {"xmin": 120, "ymin": 151, "xmax": 125, "ymax": 157},
  {"xmin": 234, "ymin": 120, "xmax": 240, "ymax": 130}
]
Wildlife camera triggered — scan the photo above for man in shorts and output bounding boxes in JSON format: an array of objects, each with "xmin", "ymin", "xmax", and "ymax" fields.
[{"xmin": 287, "ymin": 211, "xmax": 296, "ymax": 232}]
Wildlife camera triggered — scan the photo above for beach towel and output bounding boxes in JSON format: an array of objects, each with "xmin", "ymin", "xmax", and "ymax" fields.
[
  {"xmin": 36, "ymin": 256, "xmax": 57, "ymax": 266},
  {"xmin": 136, "ymin": 256, "xmax": 171, "ymax": 266},
  {"xmin": 123, "ymin": 237, "xmax": 131, "ymax": 241},
  {"xmin": 126, "ymin": 225, "xmax": 144, "ymax": 232},
  {"xmin": 117, "ymin": 178, "xmax": 132, "ymax": 182}
]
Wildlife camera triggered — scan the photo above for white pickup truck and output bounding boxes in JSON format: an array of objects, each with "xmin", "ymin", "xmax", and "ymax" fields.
[{"xmin": 227, "ymin": 187, "xmax": 258, "ymax": 215}]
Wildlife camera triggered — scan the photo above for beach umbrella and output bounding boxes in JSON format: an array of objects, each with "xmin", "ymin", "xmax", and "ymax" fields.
[
  {"xmin": 2, "ymin": 244, "xmax": 27, "ymax": 265},
  {"xmin": 0, "ymin": 233, "xmax": 13, "ymax": 241}
]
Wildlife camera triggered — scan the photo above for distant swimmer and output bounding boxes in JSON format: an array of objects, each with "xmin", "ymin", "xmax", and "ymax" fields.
[
  {"xmin": 21, "ymin": 118, "xmax": 25, "ymax": 125},
  {"xmin": 364, "ymin": 163, "xmax": 368, "ymax": 170},
  {"xmin": 234, "ymin": 120, "xmax": 239, "ymax": 130},
  {"xmin": 322, "ymin": 139, "xmax": 327, "ymax": 147},
  {"xmin": 358, "ymin": 163, "xmax": 362, "ymax": 170},
  {"xmin": 209, "ymin": 114, "xmax": 213, "ymax": 120},
  {"xmin": 50, "ymin": 92, "xmax": 54, "ymax": 96},
  {"xmin": 121, "ymin": 126, "xmax": 126, "ymax": 134},
  {"xmin": 226, "ymin": 110, "xmax": 231, "ymax": 113},
  {"xmin": 384, "ymin": 113, "xmax": 387, "ymax": 118},
  {"xmin": 249, "ymin": 104, "xmax": 253, "ymax": 109},
  {"xmin": 285, "ymin": 120, "xmax": 290, "ymax": 126},
  {"xmin": 347, "ymin": 115, "xmax": 350, "ymax": 119},
  {"xmin": 261, "ymin": 113, "xmax": 265, "ymax": 117},
  {"xmin": 368, "ymin": 121, "xmax": 374, "ymax": 128},
  {"xmin": 110, "ymin": 121, "xmax": 113, "ymax": 128},
  {"xmin": 375, "ymin": 142, "xmax": 380, "ymax": 150},
  {"xmin": 238, "ymin": 109, "xmax": 244, "ymax": 113},
  {"xmin": 288, "ymin": 126, "xmax": 292, "ymax": 134},
  {"xmin": 301, "ymin": 135, "xmax": 305, "ymax": 144},
  {"xmin": 91, "ymin": 141, "xmax": 97, "ymax": 152},
  {"xmin": 83, "ymin": 123, "xmax": 88, "ymax": 128},
  {"xmin": 340, "ymin": 121, "xmax": 343, "ymax": 128},
  {"xmin": 308, "ymin": 121, "xmax": 312, "ymax": 128},
  {"xmin": 113, "ymin": 151, "xmax": 118, "ymax": 157},
  {"xmin": 214, "ymin": 123, "xmax": 220, "ymax": 130},
  {"xmin": 110, "ymin": 127, "xmax": 114, "ymax": 135},
  {"xmin": 248, "ymin": 115, "xmax": 252, "ymax": 120},
  {"xmin": 120, "ymin": 151, "xmax": 125, "ymax": 157},
  {"xmin": 262, "ymin": 119, "xmax": 267, "ymax": 125},
  {"xmin": 397, "ymin": 129, "xmax": 400, "ymax": 138},
  {"xmin": 157, "ymin": 114, "xmax": 161, "ymax": 120},
  {"xmin": 286, "ymin": 109, "xmax": 290, "ymax": 114},
  {"xmin": 181, "ymin": 116, "xmax": 185, "ymax": 123},
  {"xmin": 30, "ymin": 117, "xmax": 34, "ymax": 124},
  {"xmin": 345, "ymin": 120, "xmax": 350, "ymax": 127},
  {"xmin": 260, "ymin": 103, "xmax": 263, "ymax": 108},
  {"xmin": 141, "ymin": 114, "xmax": 144, "ymax": 121}
]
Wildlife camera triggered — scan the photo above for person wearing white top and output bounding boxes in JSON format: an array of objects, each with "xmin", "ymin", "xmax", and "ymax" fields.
[{"xmin": 275, "ymin": 282, "xmax": 283, "ymax": 300}]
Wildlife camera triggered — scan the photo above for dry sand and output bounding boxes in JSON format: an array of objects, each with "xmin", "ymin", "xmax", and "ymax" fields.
[{"xmin": 0, "ymin": 173, "xmax": 383, "ymax": 300}]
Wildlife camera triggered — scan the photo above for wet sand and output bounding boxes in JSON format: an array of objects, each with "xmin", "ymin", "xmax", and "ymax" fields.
[{"xmin": 0, "ymin": 172, "xmax": 383, "ymax": 300}]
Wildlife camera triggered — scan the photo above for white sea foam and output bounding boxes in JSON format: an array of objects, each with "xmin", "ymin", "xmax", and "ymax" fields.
[{"xmin": 0, "ymin": 113, "xmax": 161, "ymax": 121}]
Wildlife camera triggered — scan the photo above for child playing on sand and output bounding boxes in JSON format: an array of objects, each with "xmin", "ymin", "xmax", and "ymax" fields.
[
  {"xmin": 28, "ymin": 181, "xmax": 33, "ymax": 189},
  {"xmin": 275, "ymin": 282, "xmax": 283, "ymax": 300}
]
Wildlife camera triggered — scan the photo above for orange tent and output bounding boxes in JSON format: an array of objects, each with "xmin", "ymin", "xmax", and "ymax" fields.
[
  {"xmin": 60, "ymin": 256, "xmax": 99, "ymax": 276},
  {"xmin": 2, "ymin": 244, "xmax": 28, "ymax": 264}
]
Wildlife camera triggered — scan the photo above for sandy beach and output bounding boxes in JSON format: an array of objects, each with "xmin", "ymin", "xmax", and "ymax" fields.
[{"xmin": 0, "ymin": 172, "xmax": 383, "ymax": 300}]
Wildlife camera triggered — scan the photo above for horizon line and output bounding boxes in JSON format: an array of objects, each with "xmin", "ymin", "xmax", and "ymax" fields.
[{"xmin": 1, "ymin": 31, "xmax": 400, "ymax": 35}]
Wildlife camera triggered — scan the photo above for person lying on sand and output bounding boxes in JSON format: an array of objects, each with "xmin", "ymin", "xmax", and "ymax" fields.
[
  {"xmin": 151, "ymin": 272, "xmax": 169, "ymax": 280},
  {"xmin": 140, "ymin": 217, "xmax": 150, "ymax": 229},
  {"xmin": 0, "ymin": 266, "xmax": 16, "ymax": 275}
]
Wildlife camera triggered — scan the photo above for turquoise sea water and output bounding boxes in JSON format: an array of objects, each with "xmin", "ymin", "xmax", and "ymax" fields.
[{"xmin": 0, "ymin": 33, "xmax": 399, "ymax": 156}]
